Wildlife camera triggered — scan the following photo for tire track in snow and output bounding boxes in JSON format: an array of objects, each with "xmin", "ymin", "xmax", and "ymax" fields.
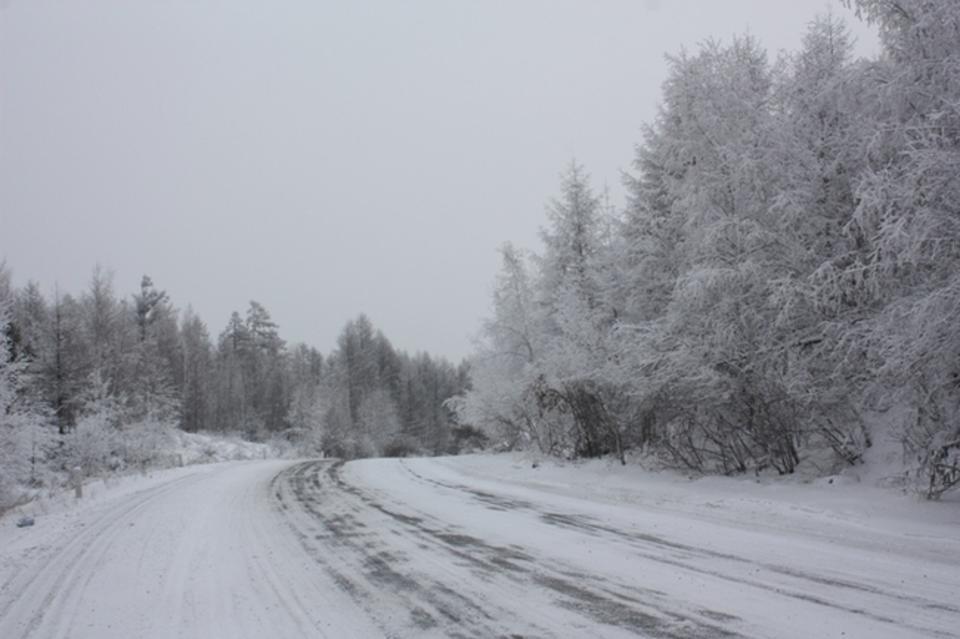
[
  {"xmin": 0, "ymin": 471, "xmax": 209, "ymax": 638},
  {"xmin": 275, "ymin": 460, "xmax": 749, "ymax": 639},
  {"xmin": 396, "ymin": 460, "xmax": 960, "ymax": 639},
  {"xmin": 274, "ymin": 462, "xmax": 519, "ymax": 638},
  {"xmin": 0, "ymin": 461, "xmax": 382, "ymax": 639}
]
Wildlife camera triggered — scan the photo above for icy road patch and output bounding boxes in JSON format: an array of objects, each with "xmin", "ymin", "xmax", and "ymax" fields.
[{"xmin": 1, "ymin": 456, "xmax": 958, "ymax": 638}]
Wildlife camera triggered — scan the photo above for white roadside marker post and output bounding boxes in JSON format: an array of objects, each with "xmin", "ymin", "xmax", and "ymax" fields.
[{"xmin": 71, "ymin": 466, "xmax": 83, "ymax": 499}]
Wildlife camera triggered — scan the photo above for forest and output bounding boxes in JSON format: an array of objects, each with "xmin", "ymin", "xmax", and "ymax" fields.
[
  {"xmin": 2, "ymin": 0, "xmax": 959, "ymax": 505},
  {"xmin": 452, "ymin": 1, "xmax": 960, "ymax": 499},
  {"xmin": 0, "ymin": 267, "xmax": 477, "ymax": 509}
]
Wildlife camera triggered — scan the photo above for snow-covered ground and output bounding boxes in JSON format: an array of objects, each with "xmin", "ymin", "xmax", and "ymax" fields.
[
  {"xmin": 1, "ymin": 454, "xmax": 958, "ymax": 638},
  {"xmin": 0, "ymin": 428, "xmax": 278, "ymax": 517},
  {"xmin": 0, "ymin": 460, "xmax": 381, "ymax": 639}
]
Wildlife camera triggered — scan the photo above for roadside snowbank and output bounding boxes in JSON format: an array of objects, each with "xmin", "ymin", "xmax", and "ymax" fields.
[
  {"xmin": 0, "ymin": 430, "xmax": 279, "ymax": 524},
  {"xmin": 0, "ymin": 462, "xmax": 213, "ymax": 579}
]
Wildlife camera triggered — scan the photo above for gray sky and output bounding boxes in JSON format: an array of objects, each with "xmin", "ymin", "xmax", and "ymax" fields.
[{"xmin": 0, "ymin": 1, "xmax": 878, "ymax": 361}]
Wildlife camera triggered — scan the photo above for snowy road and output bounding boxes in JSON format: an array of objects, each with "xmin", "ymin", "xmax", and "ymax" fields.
[{"xmin": 1, "ymin": 458, "xmax": 958, "ymax": 638}]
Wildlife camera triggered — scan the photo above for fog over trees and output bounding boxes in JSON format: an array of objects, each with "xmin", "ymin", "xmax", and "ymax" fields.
[{"xmin": 2, "ymin": 0, "xmax": 958, "ymax": 505}]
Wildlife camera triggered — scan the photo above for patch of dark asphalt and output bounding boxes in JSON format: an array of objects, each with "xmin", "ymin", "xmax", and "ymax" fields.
[
  {"xmin": 698, "ymin": 609, "xmax": 742, "ymax": 623},
  {"xmin": 924, "ymin": 602, "xmax": 960, "ymax": 613},
  {"xmin": 363, "ymin": 550, "xmax": 419, "ymax": 591},
  {"xmin": 556, "ymin": 570, "xmax": 669, "ymax": 603},
  {"xmin": 468, "ymin": 489, "xmax": 536, "ymax": 511},
  {"xmin": 534, "ymin": 575, "xmax": 743, "ymax": 639},
  {"xmin": 540, "ymin": 511, "xmax": 739, "ymax": 560},
  {"xmin": 547, "ymin": 527, "xmax": 911, "ymax": 631},
  {"xmin": 324, "ymin": 564, "xmax": 364, "ymax": 600},
  {"xmin": 274, "ymin": 489, "xmax": 288, "ymax": 510},
  {"xmin": 429, "ymin": 583, "xmax": 497, "ymax": 623},
  {"xmin": 409, "ymin": 606, "xmax": 437, "ymax": 629},
  {"xmin": 399, "ymin": 463, "xmax": 536, "ymax": 512},
  {"xmin": 309, "ymin": 472, "xmax": 538, "ymax": 580},
  {"xmin": 489, "ymin": 557, "xmax": 525, "ymax": 573},
  {"xmin": 764, "ymin": 564, "xmax": 960, "ymax": 614},
  {"xmin": 369, "ymin": 503, "xmax": 424, "ymax": 527},
  {"xmin": 435, "ymin": 532, "xmax": 484, "ymax": 547},
  {"xmin": 277, "ymin": 461, "xmax": 514, "ymax": 638}
]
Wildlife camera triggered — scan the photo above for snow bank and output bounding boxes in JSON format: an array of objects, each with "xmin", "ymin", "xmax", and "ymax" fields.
[
  {"xmin": 0, "ymin": 429, "xmax": 282, "ymax": 522},
  {"xmin": 0, "ymin": 462, "xmax": 208, "ymax": 534},
  {"xmin": 0, "ymin": 437, "xmax": 286, "ymax": 533}
]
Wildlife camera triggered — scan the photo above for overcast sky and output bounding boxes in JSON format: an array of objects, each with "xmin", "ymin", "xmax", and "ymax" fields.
[{"xmin": 0, "ymin": 1, "xmax": 878, "ymax": 361}]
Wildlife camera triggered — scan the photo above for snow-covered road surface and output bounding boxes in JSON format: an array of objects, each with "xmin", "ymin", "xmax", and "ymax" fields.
[
  {"xmin": 0, "ymin": 461, "xmax": 382, "ymax": 639},
  {"xmin": 1, "ymin": 457, "xmax": 958, "ymax": 638}
]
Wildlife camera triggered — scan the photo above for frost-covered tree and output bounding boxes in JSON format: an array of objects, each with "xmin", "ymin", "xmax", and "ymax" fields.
[
  {"xmin": 454, "ymin": 4, "xmax": 960, "ymax": 495},
  {"xmin": 214, "ymin": 311, "xmax": 250, "ymax": 432},
  {"xmin": 128, "ymin": 276, "xmax": 179, "ymax": 422},
  {"xmin": 837, "ymin": 0, "xmax": 960, "ymax": 497},
  {"xmin": 457, "ymin": 9, "xmax": 956, "ymax": 490},
  {"xmin": 212, "ymin": 302, "xmax": 289, "ymax": 436},
  {"xmin": 316, "ymin": 315, "xmax": 465, "ymax": 458},
  {"xmin": 0, "ymin": 274, "xmax": 51, "ymax": 509},
  {"xmin": 286, "ymin": 343, "xmax": 325, "ymax": 451},
  {"xmin": 244, "ymin": 301, "xmax": 288, "ymax": 434},
  {"xmin": 46, "ymin": 290, "xmax": 88, "ymax": 433},
  {"xmin": 0, "ymin": 303, "xmax": 14, "ymax": 418},
  {"xmin": 762, "ymin": 14, "xmax": 875, "ymax": 466},
  {"xmin": 336, "ymin": 314, "xmax": 379, "ymax": 428},
  {"xmin": 452, "ymin": 244, "xmax": 547, "ymax": 450},
  {"xmin": 0, "ymin": 273, "xmax": 20, "ymax": 506},
  {"xmin": 0, "ymin": 256, "xmax": 465, "ymax": 482},
  {"xmin": 615, "ymin": 36, "xmax": 808, "ymax": 474},
  {"xmin": 82, "ymin": 266, "xmax": 123, "ymax": 386},
  {"xmin": 357, "ymin": 388, "xmax": 401, "ymax": 456},
  {"xmin": 537, "ymin": 164, "xmax": 626, "ymax": 461},
  {"xmin": 180, "ymin": 308, "xmax": 214, "ymax": 432},
  {"xmin": 539, "ymin": 162, "xmax": 604, "ymax": 312},
  {"xmin": 456, "ymin": 166, "xmax": 626, "ymax": 461}
]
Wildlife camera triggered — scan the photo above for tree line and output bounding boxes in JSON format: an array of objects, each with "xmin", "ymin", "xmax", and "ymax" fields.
[
  {"xmin": 0, "ymin": 266, "xmax": 476, "ymax": 507},
  {"xmin": 451, "ymin": 1, "xmax": 960, "ymax": 498}
]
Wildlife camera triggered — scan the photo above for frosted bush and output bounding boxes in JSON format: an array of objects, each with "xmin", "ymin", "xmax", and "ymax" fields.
[{"xmin": 66, "ymin": 413, "xmax": 122, "ymax": 476}]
